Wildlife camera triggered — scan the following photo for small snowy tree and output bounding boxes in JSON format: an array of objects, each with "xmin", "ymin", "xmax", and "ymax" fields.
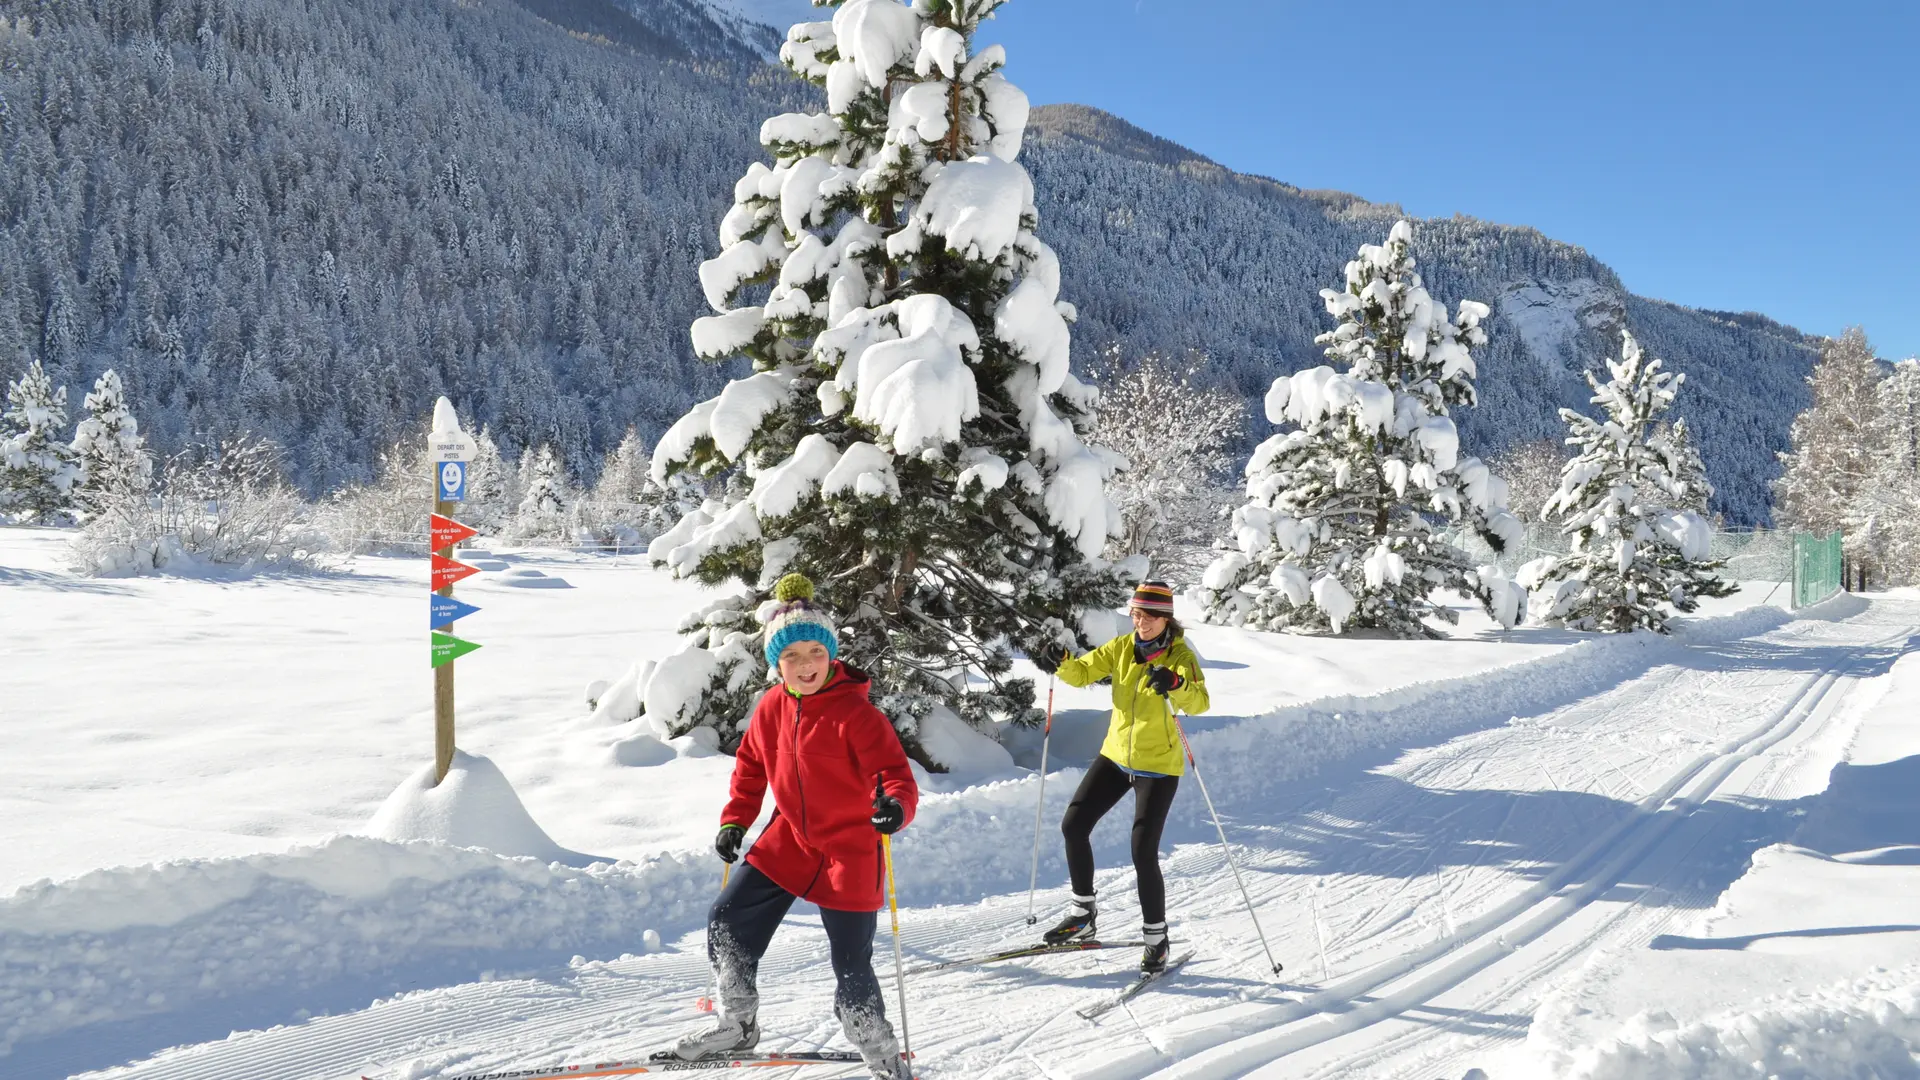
[
  {"xmin": 1197, "ymin": 221, "xmax": 1524, "ymax": 637},
  {"xmin": 1521, "ymin": 331, "xmax": 1735, "ymax": 633},
  {"xmin": 1774, "ymin": 327, "xmax": 1881, "ymax": 543},
  {"xmin": 646, "ymin": 0, "xmax": 1130, "ymax": 752},
  {"xmin": 1089, "ymin": 347, "xmax": 1245, "ymax": 580},
  {"xmin": 1, "ymin": 359, "xmax": 81, "ymax": 523},
  {"xmin": 512, "ymin": 444, "xmax": 572, "ymax": 542},
  {"xmin": 69, "ymin": 369, "xmax": 153, "ymax": 519}
]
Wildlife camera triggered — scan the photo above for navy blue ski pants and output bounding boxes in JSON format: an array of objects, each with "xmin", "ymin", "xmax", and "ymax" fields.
[{"xmin": 706, "ymin": 862, "xmax": 889, "ymax": 1033}]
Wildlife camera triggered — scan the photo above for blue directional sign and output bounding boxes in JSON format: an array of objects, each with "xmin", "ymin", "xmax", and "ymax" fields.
[
  {"xmin": 437, "ymin": 460, "xmax": 468, "ymax": 502},
  {"xmin": 431, "ymin": 594, "xmax": 482, "ymax": 630}
]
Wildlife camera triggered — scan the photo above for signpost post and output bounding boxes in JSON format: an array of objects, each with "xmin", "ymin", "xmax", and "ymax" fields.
[{"xmin": 428, "ymin": 400, "xmax": 481, "ymax": 786}]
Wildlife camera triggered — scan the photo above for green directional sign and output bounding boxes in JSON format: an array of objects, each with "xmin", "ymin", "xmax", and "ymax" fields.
[{"xmin": 431, "ymin": 631, "xmax": 482, "ymax": 669}]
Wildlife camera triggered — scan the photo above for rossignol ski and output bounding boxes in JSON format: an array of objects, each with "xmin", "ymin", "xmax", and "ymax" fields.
[
  {"xmin": 905, "ymin": 939, "xmax": 1149, "ymax": 976},
  {"xmin": 1075, "ymin": 950, "xmax": 1195, "ymax": 1020}
]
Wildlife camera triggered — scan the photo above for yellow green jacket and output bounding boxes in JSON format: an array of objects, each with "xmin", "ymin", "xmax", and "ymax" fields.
[{"xmin": 1055, "ymin": 633, "xmax": 1210, "ymax": 776}]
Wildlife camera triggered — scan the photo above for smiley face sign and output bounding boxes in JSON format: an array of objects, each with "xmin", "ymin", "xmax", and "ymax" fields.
[{"xmin": 438, "ymin": 460, "xmax": 467, "ymax": 502}]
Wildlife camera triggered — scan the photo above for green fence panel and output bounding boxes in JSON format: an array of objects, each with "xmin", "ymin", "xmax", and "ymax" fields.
[{"xmin": 1792, "ymin": 531, "xmax": 1842, "ymax": 609}]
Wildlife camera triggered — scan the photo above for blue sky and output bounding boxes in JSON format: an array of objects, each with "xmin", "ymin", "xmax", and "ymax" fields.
[{"xmin": 974, "ymin": 0, "xmax": 1918, "ymax": 359}]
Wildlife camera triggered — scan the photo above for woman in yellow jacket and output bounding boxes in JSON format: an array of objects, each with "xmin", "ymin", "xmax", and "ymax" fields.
[{"xmin": 1033, "ymin": 580, "xmax": 1208, "ymax": 973}]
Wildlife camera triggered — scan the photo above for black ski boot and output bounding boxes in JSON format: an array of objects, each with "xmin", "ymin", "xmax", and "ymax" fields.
[
  {"xmin": 1042, "ymin": 901, "xmax": 1097, "ymax": 945},
  {"xmin": 1140, "ymin": 938, "xmax": 1170, "ymax": 974},
  {"xmin": 1141, "ymin": 921, "xmax": 1169, "ymax": 973}
]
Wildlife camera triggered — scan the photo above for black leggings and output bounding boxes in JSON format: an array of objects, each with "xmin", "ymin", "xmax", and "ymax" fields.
[{"xmin": 1061, "ymin": 754, "xmax": 1179, "ymax": 924}]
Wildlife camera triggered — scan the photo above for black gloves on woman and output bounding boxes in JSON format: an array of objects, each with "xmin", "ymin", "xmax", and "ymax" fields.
[
  {"xmin": 1032, "ymin": 642, "xmax": 1070, "ymax": 675},
  {"xmin": 1145, "ymin": 666, "xmax": 1184, "ymax": 697}
]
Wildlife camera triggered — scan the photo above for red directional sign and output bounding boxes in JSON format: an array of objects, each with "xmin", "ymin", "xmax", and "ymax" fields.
[
  {"xmin": 431, "ymin": 553, "xmax": 481, "ymax": 591},
  {"xmin": 430, "ymin": 513, "xmax": 478, "ymax": 551}
]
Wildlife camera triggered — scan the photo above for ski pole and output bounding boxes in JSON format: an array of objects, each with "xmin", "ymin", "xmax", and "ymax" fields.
[
  {"xmin": 1168, "ymin": 699, "xmax": 1283, "ymax": 976},
  {"xmin": 881, "ymin": 831, "xmax": 914, "ymax": 1078},
  {"xmin": 696, "ymin": 861, "xmax": 733, "ymax": 1013},
  {"xmin": 1023, "ymin": 674, "xmax": 1057, "ymax": 925}
]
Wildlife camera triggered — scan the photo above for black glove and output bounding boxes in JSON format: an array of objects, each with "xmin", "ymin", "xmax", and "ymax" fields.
[
  {"xmin": 715, "ymin": 823, "xmax": 745, "ymax": 863},
  {"xmin": 1145, "ymin": 666, "xmax": 1184, "ymax": 697},
  {"xmin": 871, "ymin": 778, "xmax": 905, "ymax": 835},
  {"xmin": 1032, "ymin": 642, "xmax": 1069, "ymax": 675}
]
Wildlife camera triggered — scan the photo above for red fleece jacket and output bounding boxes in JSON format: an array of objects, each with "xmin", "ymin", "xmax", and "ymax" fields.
[{"xmin": 722, "ymin": 662, "xmax": 918, "ymax": 912}]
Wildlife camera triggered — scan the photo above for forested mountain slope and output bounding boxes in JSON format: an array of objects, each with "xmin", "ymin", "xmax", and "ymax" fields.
[{"xmin": 0, "ymin": 0, "xmax": 1817, "ymax": 520}]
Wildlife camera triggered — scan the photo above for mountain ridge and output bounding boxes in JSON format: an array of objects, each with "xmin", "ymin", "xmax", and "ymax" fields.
[{"xmin": 0, "ymin": 0, "xmax": 1816, "ymax": 522}]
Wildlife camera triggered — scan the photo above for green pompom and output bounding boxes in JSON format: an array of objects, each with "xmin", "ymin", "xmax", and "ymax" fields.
[{"xmin": 773, "ymin": 572, "xmax": 815, "ymax": 603}]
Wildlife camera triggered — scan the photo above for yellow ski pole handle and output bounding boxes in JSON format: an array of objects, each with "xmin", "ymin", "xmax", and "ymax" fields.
[
  {"xmin": 696, "ymin": 860, "xmax": 734, "ymax": 1013},
  {"xmin": 882, "ymin": 833, "xmax": 914, "ymax": 1078}
]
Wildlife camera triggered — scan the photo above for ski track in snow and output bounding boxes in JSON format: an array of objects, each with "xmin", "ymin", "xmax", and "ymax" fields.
[{"xmin": 41, "ymin": 598, "xmax": 1920, "ymax": 1080}]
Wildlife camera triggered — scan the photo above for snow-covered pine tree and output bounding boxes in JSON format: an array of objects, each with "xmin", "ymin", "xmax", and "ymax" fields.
[
  {"xmin": 513, "ymin": 443, "xmax": 571, "ymax": 541},
  {"xmin": 1, "ymin": 359, "xmax": 81, "ymax": 523},
  {"xmin": 68, "ymin": 368, "xmax": 153, "ymax": 519},
  {"xmin": 646, "ymin": 0, "xmax": 1129, "ymax": 751},
  {"xmin": 1521, "ymin": 330, "xmax": 1735, "ymax": 633},
  {"xmin": 1774, "ymin": 327, "xmax": 1882, "ymax": 546},
  {"xmin": 1197, "ymin": 221, "xmax": 1524, "ymax": 637}
]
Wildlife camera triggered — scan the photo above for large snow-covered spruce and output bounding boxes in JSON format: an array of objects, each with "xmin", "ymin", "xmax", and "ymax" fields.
[
  {"xmin": 1198, "ymin": 222, "xmax": 1523, "ymax": 637},
  {"xmin": 644, "ymin": 0, "xmax": 1128, "ymax": 753},
  {"xmin": 1520, "ymin": 330, "xmax": 1734, "ymax": 633},
  {"xmin": 1, "ymin": 358, "xmax": 80, "ymax": 524}
]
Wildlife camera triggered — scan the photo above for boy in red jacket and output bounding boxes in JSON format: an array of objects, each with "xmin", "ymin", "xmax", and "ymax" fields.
[{"xmin": 672, "ymin": 574, "xmax": 918, "ymax": 1080}]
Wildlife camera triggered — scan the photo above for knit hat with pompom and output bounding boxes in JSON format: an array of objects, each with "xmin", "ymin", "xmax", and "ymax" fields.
[{"xmin": 763, "ymin": 572, "xmax": 840, "ymax": 667}]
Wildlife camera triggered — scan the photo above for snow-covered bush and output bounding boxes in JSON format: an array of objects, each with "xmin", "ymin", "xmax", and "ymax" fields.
[
  {"xmin": 640, "ymin": 0, "xmax": 1131, "ymax": 755},
  {"xmin": 1197, "ymin": 221, "xmax": 1524, "ymax": 637},
  {"xmin": 1, "ymin": 359, "xmax": 81, "ymax": 524},
  {"xmin": 70, "ymin": 433, "xmax": 329, "ymax": 576},
  {"xmin": 1089, "ymin": 346, "xmax": 1245, "ymax": 581},
  {"xmin": 1520, "ymin": 330, "xmax": 1734, "ymax": 632},
  {"xmin": 68, "ymin": 369, "xmax": 153, "ymax": 520},
  {"xmin": 1487, "ymin": 438, "xmax": 1568, "ymax": 523},
  {"xmin": 316, "ymin": 438, "xmax": 433, "ymax": 555}
]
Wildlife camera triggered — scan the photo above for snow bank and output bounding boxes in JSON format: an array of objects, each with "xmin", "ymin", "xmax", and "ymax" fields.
[
  {"xmin": 0, "ymin": 837, "xmax": 717, "ymax": 1055},
  {"xmin": 365, "ymin": 750, "xmax": 592, "ymax": 865},
  {"xmin": 1534, "ymin": 967, "xmax": 1920, "ymax": 1080}
]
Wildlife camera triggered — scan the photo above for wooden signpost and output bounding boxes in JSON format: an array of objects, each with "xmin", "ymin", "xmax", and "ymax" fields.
[{"xmin": 428, "ymin": 402, "xmax": 481, "ymax": 786}]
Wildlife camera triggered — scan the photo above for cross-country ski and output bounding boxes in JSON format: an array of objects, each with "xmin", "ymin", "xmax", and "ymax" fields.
[
  {"xmin": 905, "ymin": 939, "xmax": 1152, "ymax": 977},
  {"xmin": 6, "ymin": 2, "xmax": 1915, "ymax": 1079},
  {"xmin": 1076, "ymin": 951, "xmax": 1197, "ymax": 1021}
]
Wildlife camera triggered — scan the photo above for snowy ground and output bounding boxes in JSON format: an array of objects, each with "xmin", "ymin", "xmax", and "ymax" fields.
[{"xmin": 4, "ymin": 525, "xmax": 1915, "ymax": 1080}]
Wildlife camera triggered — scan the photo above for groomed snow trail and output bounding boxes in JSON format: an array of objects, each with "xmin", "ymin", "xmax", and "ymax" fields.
[{"xmin": 66, "ymin": 598, "xmax": 1918, "ymax": 1080}]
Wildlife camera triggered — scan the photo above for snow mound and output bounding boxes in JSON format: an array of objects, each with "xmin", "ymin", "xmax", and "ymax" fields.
[
  {"xmin": 912, "ymin": 704, "xmax": 1018, "ymax": 792},
  {"xmin": 499, "ymin": 568, "xmax": 571, "ymax": 589},
  {"xmin": 0, "ymin": 837, "xmax": 717, "ymax": 1056},
  {"xmin": 1535, "ymin": 967, "xmax": 1920, "ymax": 1080},
  {"xmin": 610, "ymin": 732, "xmax": 677, "ymax": 767},
  {"xmin": 364, "ymin": 750, "xmax": 592, "ymax": 864}
]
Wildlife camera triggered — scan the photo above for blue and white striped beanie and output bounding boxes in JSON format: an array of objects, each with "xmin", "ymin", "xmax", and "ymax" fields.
[{"xmin": 763, "ymin": 572, "xmax": 839, "ymax": 667}]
